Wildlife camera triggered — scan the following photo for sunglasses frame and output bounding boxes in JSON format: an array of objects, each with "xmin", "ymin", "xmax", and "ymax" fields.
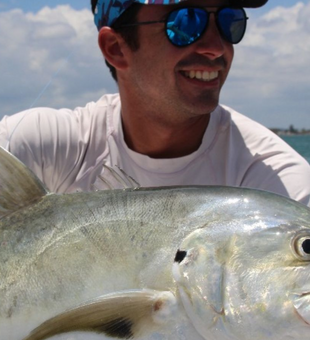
[{"xmin": 119, "ymin": 6, "xmax": 248, "ymax": 47}]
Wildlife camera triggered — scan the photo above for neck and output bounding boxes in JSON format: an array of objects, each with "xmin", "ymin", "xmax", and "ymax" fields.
[{"xmin": 121, "ymin": 107, "xmax": 211, "ymax": 159}]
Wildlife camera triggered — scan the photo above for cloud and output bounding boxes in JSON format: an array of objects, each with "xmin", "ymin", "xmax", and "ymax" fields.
[
  {"xmin": 0, "ymin": 5, "xmax": 117, "ymax": 118},
  {"xmin": 0, "ymin": 2, "xmax": 309, "ymax": 129},
  {"xmin": 221, "ymin": 2, "xmax": 310, "ymax": 129}
]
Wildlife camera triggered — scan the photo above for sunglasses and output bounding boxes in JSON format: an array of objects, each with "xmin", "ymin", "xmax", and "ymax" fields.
[{"xmin": 120, "ymin": 7, "xmax": 248, "ymax": 47}]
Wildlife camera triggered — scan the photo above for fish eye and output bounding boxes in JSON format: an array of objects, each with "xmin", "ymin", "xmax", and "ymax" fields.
[{"xmin": 292, "ymin": 232, "xmax": 310, "ymax": 260}]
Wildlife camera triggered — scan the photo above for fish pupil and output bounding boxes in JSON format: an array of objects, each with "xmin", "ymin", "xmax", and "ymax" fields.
[
  {"xmin": 174, "ymin": 249, "xmax": 187, "ymax": 263},
  {"xmin": 302, "ymin": 239, "xmax": 310, "ymax": 254}
]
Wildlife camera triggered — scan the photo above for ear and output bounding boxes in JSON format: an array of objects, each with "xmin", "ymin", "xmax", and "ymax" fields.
[{"xmin": 98, "ymin": 27, "xmax": 128, "ymax": 71}]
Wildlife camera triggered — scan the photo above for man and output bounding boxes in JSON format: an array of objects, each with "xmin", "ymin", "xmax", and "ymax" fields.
[{"xmin": 0, "ymin": 0, "xmax": 310, "ymax": 206}]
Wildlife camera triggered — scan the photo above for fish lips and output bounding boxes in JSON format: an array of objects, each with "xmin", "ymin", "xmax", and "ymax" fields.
[{"xmin": 291, "ymin": 291, "xmax": 310, "ymax": 325}]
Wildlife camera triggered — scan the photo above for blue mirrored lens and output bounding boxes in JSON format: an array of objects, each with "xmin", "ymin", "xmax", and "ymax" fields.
[
  {"xmin": 217, "ymin": 8, "xmax": 247, "ymax": 44},
  {"xmin": 166, "ymin": 8, "xmax": 207, "ymax": 46},
  {"xmin": 165, "ymin": 7, "xmax": 246, "ymax": 46}
]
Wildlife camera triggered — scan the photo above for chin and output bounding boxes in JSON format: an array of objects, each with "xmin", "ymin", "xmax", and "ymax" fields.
[{"xmin": 187, "ymin": 99, "xmax": 219, "ymax": 116}]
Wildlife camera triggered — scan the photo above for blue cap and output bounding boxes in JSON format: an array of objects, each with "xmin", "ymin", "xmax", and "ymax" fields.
[{"xmin": 94, "ymin": 0, "xmax": 268, "ymax": 30}]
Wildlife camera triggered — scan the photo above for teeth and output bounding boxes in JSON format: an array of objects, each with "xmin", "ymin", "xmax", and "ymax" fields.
[
  {"xmin": 189, "ymin": 70, "xmax": 196, "ymax": 79},
  {"xmin": 185, "ymin": 70, "xmax": 218, "ymax": 81},
  {"xmin": 196, "ymin": 71, "xmax": 202, "ymax": 79}
]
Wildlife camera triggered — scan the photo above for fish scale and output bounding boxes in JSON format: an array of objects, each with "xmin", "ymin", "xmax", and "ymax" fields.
[{"xmin": 0, "ymin": 147, "xmax": 310, "ymax": 340}]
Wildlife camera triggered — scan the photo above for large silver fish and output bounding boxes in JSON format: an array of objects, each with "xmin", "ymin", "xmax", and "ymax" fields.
[{"xmin": 1, "ymin": 147, "xmax": 310, "ymax": 340}]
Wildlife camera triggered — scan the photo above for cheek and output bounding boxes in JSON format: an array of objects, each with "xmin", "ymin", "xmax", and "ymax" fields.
[
  {"xmin": 226, "ymin": 44, "xmax": 234, "ymax": 69},
  {"xmin": 134, "ymin": 43, "xmax": 178, "ymax": 80}
]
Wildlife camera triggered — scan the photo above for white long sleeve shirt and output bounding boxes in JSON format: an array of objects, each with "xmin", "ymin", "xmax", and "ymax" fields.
[{"xmin": 1, "ymin": 94, "xmax": 309, "ymax": 206}]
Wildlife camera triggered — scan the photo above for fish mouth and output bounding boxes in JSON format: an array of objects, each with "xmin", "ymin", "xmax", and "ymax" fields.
[{"xmin": 291, "ymin": 291, "xmax": 310, "ymax": 325}]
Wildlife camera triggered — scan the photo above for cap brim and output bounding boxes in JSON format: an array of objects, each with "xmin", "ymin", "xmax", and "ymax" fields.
[{"xmin": 230, "ymin": 0, "xmax": 268, "ymax": 7}]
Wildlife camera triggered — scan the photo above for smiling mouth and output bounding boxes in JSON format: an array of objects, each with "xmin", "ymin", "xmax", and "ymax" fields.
[{"xmin": 183, "ymin": 70, "xmax": 219, "ymax": 82}]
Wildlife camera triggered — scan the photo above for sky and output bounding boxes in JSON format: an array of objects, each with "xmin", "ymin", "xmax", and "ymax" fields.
[{"xmin": 0, "ymin": 0, "xmax": 309, "ymax": 130}]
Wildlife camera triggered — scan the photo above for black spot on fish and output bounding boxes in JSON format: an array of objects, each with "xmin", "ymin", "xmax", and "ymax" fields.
[
  {"xmin": 97, "ymin": 317, "xmax": 133, "ymax": 339},
  {"xmin": 174, "ymin": 249, "xmax": 187, "ymax": 263},
  {"xmin": 302, "ymin": 239, "xmax": 310, "ymax": 254}
]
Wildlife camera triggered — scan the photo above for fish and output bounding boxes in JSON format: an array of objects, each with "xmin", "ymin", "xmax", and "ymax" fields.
[{"xmin": 0, "ymin": 147, "xmax": 310, "ymax": 340}]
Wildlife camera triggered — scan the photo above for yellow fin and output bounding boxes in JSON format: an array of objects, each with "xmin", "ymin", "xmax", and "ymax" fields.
[
  {"xmin": 23, "ymin": 289, "xmax": 178, "ymax": 340},
  {"xmin": 0, "ymin": 147, "xmax": 49, "ymax": 218}
]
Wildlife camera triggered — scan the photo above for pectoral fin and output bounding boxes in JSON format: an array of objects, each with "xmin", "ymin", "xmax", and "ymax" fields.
[{"xmin": 23, "ymin": 289, "xmax": 178, "ymax": 340}]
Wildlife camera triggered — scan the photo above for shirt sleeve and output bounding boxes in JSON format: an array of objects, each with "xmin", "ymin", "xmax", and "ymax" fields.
[
  {"xmin": 241, "ymin": 147, "xmax": 310, "ymax": 207},
  {"xmin": 0, "ymin": 108, "xmax": 90, "ymax": 193},
  {"xmin": 234, "ymin": 120, "xmax": 310, "ymax": 207},
  {"xmin": 214, "ymin": 106, "xmax": 310, "ymax": 207}
]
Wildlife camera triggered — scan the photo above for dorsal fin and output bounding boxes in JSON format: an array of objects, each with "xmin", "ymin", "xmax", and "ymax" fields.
[{"xmin": 0, "ymin": 147, "xmax": 49, "ymax": 218}]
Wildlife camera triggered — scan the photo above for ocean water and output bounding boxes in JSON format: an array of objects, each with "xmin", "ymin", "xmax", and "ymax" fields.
[{"xmin": 280, "ymin": 134, "xmax": 310, "ymax": 164}]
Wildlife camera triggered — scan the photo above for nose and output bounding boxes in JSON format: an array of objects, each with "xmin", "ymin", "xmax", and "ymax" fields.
[{"xmin": 195, "ymin": 14, "xmax": 226, "ymax": 60}]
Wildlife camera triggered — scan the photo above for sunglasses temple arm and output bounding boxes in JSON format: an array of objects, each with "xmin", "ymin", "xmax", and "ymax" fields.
[{"xmin": 120, "ymin": 20, "xmax": 165, "ymax": 27}]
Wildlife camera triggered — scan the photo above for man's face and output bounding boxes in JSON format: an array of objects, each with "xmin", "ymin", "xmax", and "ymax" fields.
[{"xmin": 122, "ymin": 0, "xmax": 234, "ymax": 122}]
